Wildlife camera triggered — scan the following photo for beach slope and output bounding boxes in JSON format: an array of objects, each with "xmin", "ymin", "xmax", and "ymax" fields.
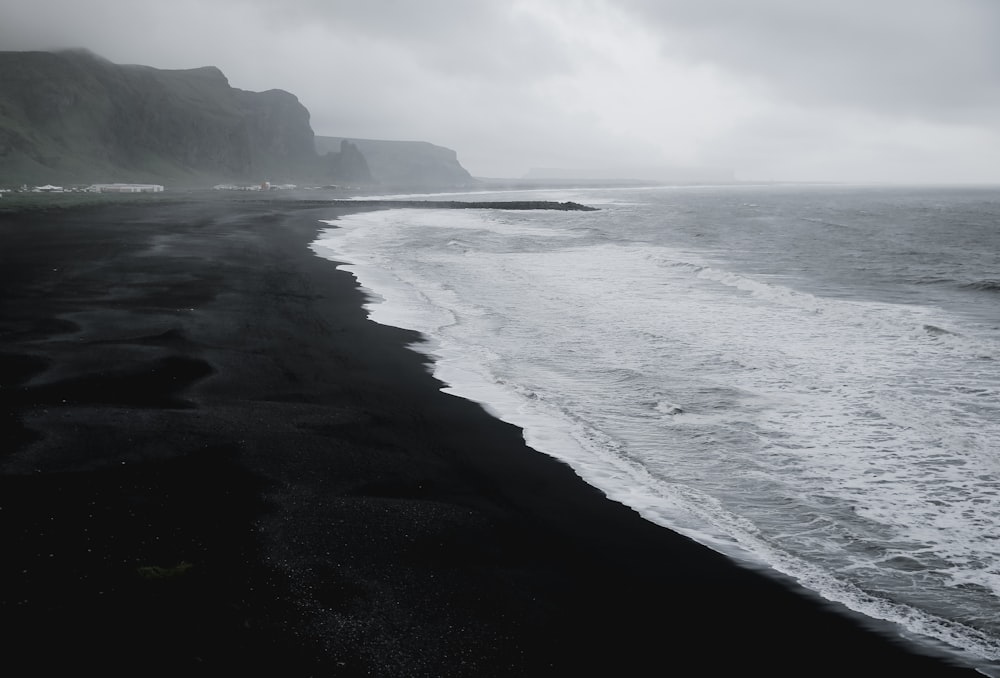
[{"xmin": 0, "ymin": 199, "xmax": 978, "ymax": 675}]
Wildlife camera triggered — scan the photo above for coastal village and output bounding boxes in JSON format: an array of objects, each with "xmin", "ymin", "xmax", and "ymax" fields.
[
  {"xmin": 0, "ymin": 181, "xmax": 309, "ymax": 198},
  {"xmin": 0, "ymin": 183, "xmax": 165, "ymax": 196}
]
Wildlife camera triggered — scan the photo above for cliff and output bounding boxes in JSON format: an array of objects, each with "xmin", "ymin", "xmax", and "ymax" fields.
[
  {"xmin": 0, "ymin": 50, "xmax": 370, "ymax": 186},
  {"xmin": 315, "ymin": 136, "xmax": 476, "ymax": 189}
]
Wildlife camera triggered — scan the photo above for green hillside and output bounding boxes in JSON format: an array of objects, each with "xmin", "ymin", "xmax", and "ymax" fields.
[{"xmin": 0, "ymin": 49, "xmax": 370, "ymax": 187}]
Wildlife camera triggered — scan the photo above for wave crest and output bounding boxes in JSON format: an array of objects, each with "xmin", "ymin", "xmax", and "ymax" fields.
[{"xmin": 963, "ymin": 279, "xmax": 1000, "ymax": 292}]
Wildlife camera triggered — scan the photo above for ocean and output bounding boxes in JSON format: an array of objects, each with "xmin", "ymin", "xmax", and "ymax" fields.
[{"xmin": 312, "ymin": 184, "xmax": 1000, "ymax": 673}]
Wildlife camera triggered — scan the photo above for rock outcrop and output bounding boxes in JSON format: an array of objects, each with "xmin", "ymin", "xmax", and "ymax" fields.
[
  {"xmin": 320, "ymin": 139, "xmax": 373, "ymax": 186},
  {"xmin": 315, "ymin": 136, "xmax": 476, "ymax": 189},
  {"xmin": 0, "ymin": 50, "xmax": 369, "ymax": 186}
]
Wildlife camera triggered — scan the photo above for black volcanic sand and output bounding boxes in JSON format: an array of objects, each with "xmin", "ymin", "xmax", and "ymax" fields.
[{"xmin": 0, "ymin": 199, "xmax": 979, "ymax": 676}]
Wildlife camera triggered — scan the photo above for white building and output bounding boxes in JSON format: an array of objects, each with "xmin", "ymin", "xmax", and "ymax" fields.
[{"xmin": 89, "ymin": 183, "xmax": 164, "ymax": 193}]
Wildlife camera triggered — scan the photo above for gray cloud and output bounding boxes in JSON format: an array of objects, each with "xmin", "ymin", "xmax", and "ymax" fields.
[
  {"xmin": 234, "ymin": 0, "xmax": 577, "ymax": 82},
  {"xmin": 1, "ymin": 0, "xmax": 998, "ymax": 182},
  {"xmin": 619, "ymin": 0, "xmax": 1000, "ymax": 123}
]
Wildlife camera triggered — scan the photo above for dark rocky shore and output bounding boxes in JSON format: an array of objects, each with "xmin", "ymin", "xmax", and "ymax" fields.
[
  {"xmin": 328, "ymin": 199, "xmax": 598, "ymax": 210},
  {"xmin": 0, "ymin": 199, "xmax": 978, "ymax": 676}
]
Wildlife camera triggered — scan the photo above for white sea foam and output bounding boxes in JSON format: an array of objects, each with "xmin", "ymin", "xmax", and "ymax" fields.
[
  {"xmin": 343, "ymin": 186, "xmax": 637, "ymax": 206},
  {"xmin": 312, "ymin": 188, "xmax": 1000, "ymax": 673}
]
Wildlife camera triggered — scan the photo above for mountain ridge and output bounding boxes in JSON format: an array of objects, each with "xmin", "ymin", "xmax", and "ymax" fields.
[
  {"xmin": 0, "ymin": 50, "xmax": 471, "ymax": 189},
  {"xmin": 0, "ymin": 49, "xmax": 328, "ymax": 185}
]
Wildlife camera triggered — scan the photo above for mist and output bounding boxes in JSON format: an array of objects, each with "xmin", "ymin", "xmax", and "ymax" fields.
[{"xmin": 1, "ymin": 0, "xmax": 997, "ymax": 183}]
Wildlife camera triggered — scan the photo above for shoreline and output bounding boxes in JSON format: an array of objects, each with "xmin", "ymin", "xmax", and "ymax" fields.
[
  {"xmin": 0, "ymin": 198, "xmax": 981, "ymax": 675},
  {"xmin": 315, "ymin": 199, "xmax": 1000, "ymax": 674},
  {"xmin": 324, "ymin": 199, "xmax": 598, "ymax": 210}
]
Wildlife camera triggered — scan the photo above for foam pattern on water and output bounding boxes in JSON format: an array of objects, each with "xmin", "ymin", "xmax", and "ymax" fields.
[{"xmin": 312, "ymin": 192, "xmax": 1000, "ymax": 672}]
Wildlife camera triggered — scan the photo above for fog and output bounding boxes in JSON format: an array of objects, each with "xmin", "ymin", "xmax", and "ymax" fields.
[{"xmin": 2, "ymin": 0, "xmax": 998, "ymax": 183}]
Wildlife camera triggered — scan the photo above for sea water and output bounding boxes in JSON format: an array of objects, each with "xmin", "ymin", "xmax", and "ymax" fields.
[{"xmin": 311, "ymin": 184, "xmax": 1000, "ymax": 673}]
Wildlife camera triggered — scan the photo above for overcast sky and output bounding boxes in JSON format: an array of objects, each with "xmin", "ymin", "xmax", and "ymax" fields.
[{"xmin": 2, "ymin": 0, "xmax": 998, "ymax": 183}]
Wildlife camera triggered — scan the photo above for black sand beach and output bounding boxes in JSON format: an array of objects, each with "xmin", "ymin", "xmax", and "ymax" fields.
[{"xmin": 0, "ymin": 197, "xmax": 979, "ymax": 676}]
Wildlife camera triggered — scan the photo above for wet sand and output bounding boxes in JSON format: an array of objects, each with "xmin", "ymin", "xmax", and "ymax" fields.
[{"xmin": 0, "ymin": 198, "xmax": 978, "ymax": 675}]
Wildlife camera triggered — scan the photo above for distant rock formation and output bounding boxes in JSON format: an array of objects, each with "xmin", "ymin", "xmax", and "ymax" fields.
[
  {"xmin": 315, "ymin": 136, "xmax": 476, "ymax": 189},
  {"xmin": 0, "ymin": 50, "xmax": 370, "ymax": 186},
  {"xmin": 320, "ymin": 139, "xmax": 373, "ymax": 186}
]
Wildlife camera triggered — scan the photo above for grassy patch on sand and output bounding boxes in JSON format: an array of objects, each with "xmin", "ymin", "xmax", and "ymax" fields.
[{"xmin": 136, "ymin": 561, "xmax": 195, "ymax": 581}]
